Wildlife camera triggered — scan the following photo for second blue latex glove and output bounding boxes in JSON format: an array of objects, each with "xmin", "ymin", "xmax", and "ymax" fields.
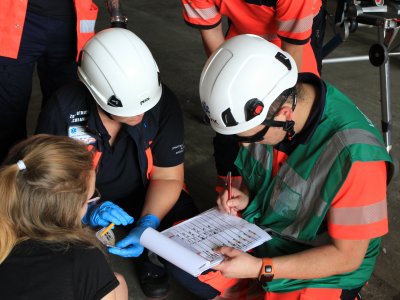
[
  {"xmin": 108, "ymin": 214, "xmax": 160, "ymax": 257},
  {"xmin": 82, "ymin": 201, "xmax": 134, "ymax": 227}
]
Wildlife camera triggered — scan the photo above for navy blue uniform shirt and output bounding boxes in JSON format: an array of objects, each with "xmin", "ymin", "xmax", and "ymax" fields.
[{"xmin": 36, "ymin": 81, "xmax": 185, "ymax": 212}]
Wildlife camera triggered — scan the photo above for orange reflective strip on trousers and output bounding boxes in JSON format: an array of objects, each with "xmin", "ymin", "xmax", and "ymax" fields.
[
  {"xmin": 215, "ymin": 284, "xmax": 345, "ymax": 300},
  {"xmin": 198, "ymin": 271, "xmax": 238, "ymax": 296},
  {"xmin": 74, "ymin": 0, "xmax": 98, "ymax": 61},
  {"xmin": 198, "ymin": 273, "xmax": 346, "ymax": 300},
  {"xmin": 198, "ymin": 272, "xmax": 266, "ymax": 299}
]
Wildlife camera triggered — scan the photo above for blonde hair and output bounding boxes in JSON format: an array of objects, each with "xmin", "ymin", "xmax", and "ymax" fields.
[{"xmin": 0, "ymin": 134, "xmax": 100, "ymax": 263}]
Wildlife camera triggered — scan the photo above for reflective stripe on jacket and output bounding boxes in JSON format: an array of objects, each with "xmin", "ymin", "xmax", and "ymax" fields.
[
  {"xmin": 236, "ymin": 82, "xmax": 392, "ymax": 292},
  {"xmin": 74, "ymin": 0, "xmax": 98, "ymax": 60},
  {"xmin": 0, "ymin": 0, "xmax": 97, "ymax": 60},
  {"xmin": 181, "ymin": 0, "xmax": 321, "ymax": 74}
]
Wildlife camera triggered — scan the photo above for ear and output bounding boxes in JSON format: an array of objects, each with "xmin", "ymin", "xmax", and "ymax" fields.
[{"xmin": 276, "ymin": 105, "xmax": 293, "ymax": 120}]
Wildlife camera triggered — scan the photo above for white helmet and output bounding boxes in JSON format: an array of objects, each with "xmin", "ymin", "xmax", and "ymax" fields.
[
  {"xmin": 78, "ymin": 28, "xmax": 162, "ymax": 117},
  {"xmin": 199, "ymin": 34, "xmax": 298, "ymax": 135}
]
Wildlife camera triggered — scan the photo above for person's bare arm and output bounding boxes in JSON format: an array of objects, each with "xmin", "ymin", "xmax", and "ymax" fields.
[
  {"xmin": 213, "ymin": 237, "xmax": 370, "ymax": 279},
  {"xmin": 140, "ymin": 163, "xmax": 184, "ymax": 220},
  {"xmin": 282, "ymin": 41, "xmax": 304, "ymax": 72},
  {"xmin": 273, "ymin": 238, "xmax": 370, "ymax": 279},
  {"xmin": 200, "ymin": 23, "xmax": 225, "ymax": 57},
  {"xmin": 101, "ymin": 273, "xmax": 128, "ymax": 300},
  {"xmin": 101, "ymin": 289, "xmax": 116, "ymax": 300}
]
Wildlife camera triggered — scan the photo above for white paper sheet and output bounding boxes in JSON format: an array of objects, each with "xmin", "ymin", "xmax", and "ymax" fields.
[{"xmin": 140, "ymin": 207, "xmax": 272, "ymax": 277}]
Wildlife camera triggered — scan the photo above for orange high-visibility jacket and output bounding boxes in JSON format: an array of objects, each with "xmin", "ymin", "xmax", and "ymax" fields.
[
  {"xmin": 182, "ymin": 0, "xmax": 321, "ymax": 75},
  {"xmin": 0, "ymin": 0, "xmax": 98, "ymax": 60}
]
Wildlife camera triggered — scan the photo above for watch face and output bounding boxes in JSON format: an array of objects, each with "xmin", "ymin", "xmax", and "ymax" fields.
[{"xmin": 265, "ymin": 265, "xmax": 273, "ymax": 273}]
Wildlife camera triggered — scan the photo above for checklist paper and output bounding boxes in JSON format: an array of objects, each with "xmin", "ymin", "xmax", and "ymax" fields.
[{"xmin": 140, "ymin": 207, "xmax": 272, "ymax": 277}]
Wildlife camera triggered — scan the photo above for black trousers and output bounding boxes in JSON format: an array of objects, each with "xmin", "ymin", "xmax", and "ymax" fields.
[
  {"xmin": 0, "ymin": 11, "xmax": 78, "ymax": 163},
  {"xmin": 311, "ymin": 0, "xmax": 327, "ymax": 75}
]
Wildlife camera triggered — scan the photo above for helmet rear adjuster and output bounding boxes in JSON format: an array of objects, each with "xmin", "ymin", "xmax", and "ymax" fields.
[{"xmin": 245, "ymin": 98, "xmax": 264, "ymax": 121}]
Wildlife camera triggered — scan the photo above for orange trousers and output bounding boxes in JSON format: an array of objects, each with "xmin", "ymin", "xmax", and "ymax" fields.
[{"xmin": 200, "ymin": 272, "xmax": 353, "ymax": 300}]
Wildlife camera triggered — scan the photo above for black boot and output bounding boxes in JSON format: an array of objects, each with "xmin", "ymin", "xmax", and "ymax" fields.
[{"xmin": 137, "ymin": 254, "xmax": 169, "ymax": 299}]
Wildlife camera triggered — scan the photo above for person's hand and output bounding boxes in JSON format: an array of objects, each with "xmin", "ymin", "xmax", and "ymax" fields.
[
  {"xmin": 217, "ymin": 187, "xmax": 249, "ymax": 216},
  {"xmin": 212, "ymin": 246, "xmax": 262, "ymax": 279},
  {"xmin": 82, "ymin": 201, "xmax": 134, "ymax": 227},
  {"xmin": 108, "ymin": 214, "xmax": 160, "ymax": 257}
]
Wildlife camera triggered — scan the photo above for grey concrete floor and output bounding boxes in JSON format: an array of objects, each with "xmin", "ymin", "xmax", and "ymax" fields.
[{"xmin": 26, "ymin": 0, "xmax": 400, "ymax": 299}]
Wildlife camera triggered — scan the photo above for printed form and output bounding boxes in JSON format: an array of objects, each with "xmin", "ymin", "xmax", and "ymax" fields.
[{"xmin": 140, "ymin": 207, "xmax": 272, "ymax": 276}]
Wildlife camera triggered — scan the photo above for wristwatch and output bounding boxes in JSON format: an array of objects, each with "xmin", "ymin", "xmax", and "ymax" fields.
[{"xmin": 258, "ymin": 258, "xmax": 274, "ymax": 284}]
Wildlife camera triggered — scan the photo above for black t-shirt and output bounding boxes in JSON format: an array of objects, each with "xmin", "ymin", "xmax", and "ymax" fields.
[
  {"xmin": 95, "ymin": 129, "xmax": 145, "ymax": 211},
  {"xmin": 28, "ymin": 0, "xmax": 75, "ymax": 19},
  {"xmin": 0, "ymin": 240, "xmax": 119, "ymax": 300},
  {"xmin": 36, "ymin": 81, "xmax": 185, "ymax": 214}
]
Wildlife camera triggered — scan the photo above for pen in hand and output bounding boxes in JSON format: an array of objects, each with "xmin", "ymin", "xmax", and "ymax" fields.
[{"xmin": 226, "ymin": 171, "xmax": 232, "ymax": 215}]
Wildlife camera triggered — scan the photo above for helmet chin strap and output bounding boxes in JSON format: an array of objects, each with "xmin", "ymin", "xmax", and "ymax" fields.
[
  {"xmin": 283, "ymin": 120, "xmax": 296, "ymax": 140},
  {"xmin": 263, "ymin": 119, "xmax": 296, "ymax": 140},
  {"xmin": 280, "ymin": 89, "xmax": 297, "ymax": 140},
  {"xmin": 263, "ymin": 90, "xmax": 297, "ymax": 140}
]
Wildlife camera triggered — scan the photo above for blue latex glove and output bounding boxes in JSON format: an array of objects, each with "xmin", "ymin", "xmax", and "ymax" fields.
[
  {"xmin": 108, "ymin": 214, "xmax": 160, "ymax": 257},
  {"xmin": 82, "ymin": 201, "xmax": 134, "ymax": 227}
]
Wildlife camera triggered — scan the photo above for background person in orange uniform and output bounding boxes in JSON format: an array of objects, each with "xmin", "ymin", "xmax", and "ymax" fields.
[
  {"xmin": 181, "ymin": 0, "xmax": 325, "ymax": 192},
  {"xmin": 181, "ymin": 0, "xmax": 322, "ymax": 75},
  {"xmin": 0, "ymin": 0, "xmax": 126, "ymax": 164}
]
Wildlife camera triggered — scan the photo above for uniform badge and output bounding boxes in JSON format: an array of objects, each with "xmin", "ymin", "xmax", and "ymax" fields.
[{"xmin": 68, "ymin": 125, "xmax": 96, "ymax": 145}]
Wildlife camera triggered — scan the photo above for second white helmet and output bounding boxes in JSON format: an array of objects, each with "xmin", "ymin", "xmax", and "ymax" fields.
[
  {"xmin": 78, "ymin": 28, "xmax": 162, "ymax": 117},
  {"xmin": 199, "ymin": 34, "xmax": 298, "ymax": 135}
]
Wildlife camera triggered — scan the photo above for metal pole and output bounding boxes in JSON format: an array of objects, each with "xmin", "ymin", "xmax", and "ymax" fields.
[
  {"xmin": 378, "ymin": 27, "xmax": 393, "ymax": 152},
  {"xmin": 322, "ymin": 55, "xmax": 370, "ymax": 64},
  {"xmin": 322, "ymin": 52, "xmax": 400, "ymax": 64}
]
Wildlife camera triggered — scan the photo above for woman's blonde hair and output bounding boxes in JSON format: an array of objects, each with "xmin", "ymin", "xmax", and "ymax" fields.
[{"xmin": 0, "ymin": 134, "xmax": 99, "ymax": 263}]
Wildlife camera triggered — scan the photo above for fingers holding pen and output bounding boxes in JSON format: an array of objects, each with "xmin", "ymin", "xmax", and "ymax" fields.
[{"xmin": 217, "ymin": 188, "xmax": 249, "ymax": 215}]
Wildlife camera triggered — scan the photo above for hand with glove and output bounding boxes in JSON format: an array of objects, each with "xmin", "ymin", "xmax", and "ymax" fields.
[
  {"xmin": 82, "ymin": 201, "xmax": 134, "ymax": 227},
  {"xmin": 108, "ymin": 214, "xmax": 160, "ymax": 257}
]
